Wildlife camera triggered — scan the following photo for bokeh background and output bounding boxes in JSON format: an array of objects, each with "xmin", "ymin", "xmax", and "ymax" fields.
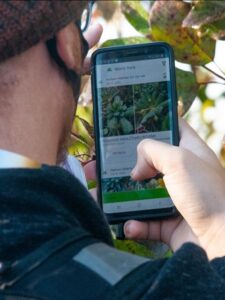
[{"xmin": 71, "ymin": 0, "xmax": 225, "ymax": 164}]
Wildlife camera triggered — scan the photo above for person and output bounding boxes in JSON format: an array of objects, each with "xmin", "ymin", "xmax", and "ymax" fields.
[{"xmin": 0, "ymin": 1, "xmax": 225, "ymax": 299}]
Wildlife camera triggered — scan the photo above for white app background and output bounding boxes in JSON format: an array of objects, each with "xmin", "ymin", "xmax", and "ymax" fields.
[{"xmin": 96, "ymin": 57, "xmax": 174, "ymax": 213}]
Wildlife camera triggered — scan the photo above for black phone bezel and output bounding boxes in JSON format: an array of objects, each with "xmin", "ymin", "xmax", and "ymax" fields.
[{"xmin": 91, "ymin": 42, "xmax": 179, "ymax": 224}]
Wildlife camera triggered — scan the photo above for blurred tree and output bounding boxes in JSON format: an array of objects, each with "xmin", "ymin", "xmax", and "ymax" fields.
[{"xmin": 72, "ymin": 0, "xmax": 225, "ymax": 164}]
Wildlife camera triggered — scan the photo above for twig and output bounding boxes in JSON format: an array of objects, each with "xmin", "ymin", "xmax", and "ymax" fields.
[
  {"xmin": 198, "ymin": 81, "xmax": 225, "ymax": 85},
  {"xmin": 213, "ymin": 61, "xmax": 225, "ymax": 77},
  {"xmin": 203, "ymin": 65, "xmax": 225, "ymax": 82}
]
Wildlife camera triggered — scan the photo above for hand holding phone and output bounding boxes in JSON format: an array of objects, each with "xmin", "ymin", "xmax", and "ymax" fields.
[
  {"xmin": 124, "ymin": 119, "xmax": 225, "ymax": 260},
  {"xmin": 91, "ymin": 42, "xmax": 179, "ymax": 224}
]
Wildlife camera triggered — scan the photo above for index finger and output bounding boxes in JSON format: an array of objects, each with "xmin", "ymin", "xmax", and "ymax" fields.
[
  {"xmin": 83, "ymin": 160, "xmax": 96, "ymax": 181},
  {"xmin": 82, "ymin": 23, "xmax": 103, "ymax": 74},
  {"xmin": 83, "ymin": 23, "xmax": 103, "ymax": 49},
  {"xmin": 131, "ymin": 138, "xmax": 180, "ymax": 181}
]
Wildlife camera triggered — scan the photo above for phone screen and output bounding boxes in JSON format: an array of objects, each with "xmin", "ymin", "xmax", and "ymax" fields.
[{"xmin": 93, "ymin": 44, "xmax": 178, "ymax": 217}]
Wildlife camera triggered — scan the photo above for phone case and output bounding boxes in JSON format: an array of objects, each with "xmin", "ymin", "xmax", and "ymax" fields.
[{"xmin": 91, "ymin": 42, "xmax": 179, "ymax": 224}]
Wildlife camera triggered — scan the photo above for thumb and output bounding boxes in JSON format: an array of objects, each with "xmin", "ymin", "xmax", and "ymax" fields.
[{"xmin": 131, "ymin": 139, "xmax": 180, "ymax": 181}]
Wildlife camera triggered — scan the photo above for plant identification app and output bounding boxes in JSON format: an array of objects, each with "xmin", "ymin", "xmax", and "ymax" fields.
[{"xmin": 96, "ymin": 54, "xmax": 174, "ymax": 213}]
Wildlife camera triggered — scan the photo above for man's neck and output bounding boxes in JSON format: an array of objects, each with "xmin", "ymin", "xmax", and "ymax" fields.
[{"xmin": 0, "ymin": 42, "xmax": 74, "ymax": 165}]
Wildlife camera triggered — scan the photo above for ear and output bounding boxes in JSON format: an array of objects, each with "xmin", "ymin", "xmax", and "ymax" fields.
[{"xmin": 55, "ymin": 23, "xmax": 83, "ymax": 74}]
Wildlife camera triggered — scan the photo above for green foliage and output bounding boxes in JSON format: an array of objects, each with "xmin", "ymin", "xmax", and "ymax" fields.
[
  {"xmin": 121, "ymin": 1, "xmax": 149, "ymax": 35},
  {"xmin": 87, "ymin": 179, "xmax": 97, "ymax": 190},
  {"xmin": 71, "ymin": 0, "xmax": 225, "ymax": 191},
  {"xmin": 149, "ymin": 0, "xmax": 216, "ymax": 65},
  {"xmin": 176, "ymin": 69, "xmax": 199, "ymax": 113},
  {"xmin": 69, "ymin": 104, "xmax": 94, "ymax": 162},
  {"xmin": 202, "ymin": 19, "xmax": 225, "ymax": 40},
  {"xmin": 120, "ymin": 0, "xmax": 225, "ymax": 115},
  {"xmin": 134, "ymin": 82, "xmax": 170, "ymax": 131},
  {"xmin": 183, "ymin": 0, "xmax": 225, "ymax": 30},
  {"xmin": 113, "ymin": 238, "xmax": 155, "ymax": 258},
  {"xmin": 101, "ymin": 36, "xmax": 150, "ymax": 48},
  {"xmin": 104, "ymin": 95, "xmax": 134, "ymax": 136}
]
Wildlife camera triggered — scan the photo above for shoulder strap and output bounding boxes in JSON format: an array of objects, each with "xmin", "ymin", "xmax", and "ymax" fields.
[{"xmin": 0, "ymin": 227, "xmax": 91, "ymax": 290}]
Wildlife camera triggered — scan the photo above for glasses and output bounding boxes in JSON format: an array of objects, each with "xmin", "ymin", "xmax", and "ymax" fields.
[{"xmin": 80, "ymin": 0, "xmax": 95, "ymax": 32}]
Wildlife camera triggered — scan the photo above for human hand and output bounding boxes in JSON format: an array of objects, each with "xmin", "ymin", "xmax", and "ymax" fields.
[
  {"xmin": 82, "ymin": 23, "xmax": 103, "ymax": 74},
  {"xmin": 83, "ymin": 160, "xmax": 97, "ymax": 200},
  {"xmin": 124, "ymin": 119, "xmax": 225, "ymax": 259}
]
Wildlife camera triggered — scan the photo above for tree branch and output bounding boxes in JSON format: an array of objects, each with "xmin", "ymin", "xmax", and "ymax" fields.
[
  {"xmin": 198, "ymin": 81, "xmax": 225, "ymax": 85},
  {"xmin": 203, "ymin": 65, "xmax": 225, "ymax": 82},
  {"xmin": 213, "ymin": 61, "xmax": 225, "ymax": 77}
]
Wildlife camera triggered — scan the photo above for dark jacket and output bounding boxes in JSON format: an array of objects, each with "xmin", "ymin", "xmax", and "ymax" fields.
[{"xmin": 0, "ymin": 166, "xmax": 225, "ymax": 299}]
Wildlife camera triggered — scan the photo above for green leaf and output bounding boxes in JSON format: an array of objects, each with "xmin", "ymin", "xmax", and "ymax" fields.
[
  {"xmin": 176, "ymin": 68, "xmax": 199, "ymax": 114},
  {"xmin": 113, "ymin": 239, "xmax": 155, "ymax": 258},
  {"xmin": 120, "ymin": 117, "xmax": 133, "ymax": 134},
  {"xmin": 71, "ymin": 133, "xmax": 90, "ymax": 147},
  {"xmin": 124, "ymin": 106, "xmax": 134, "ymax": 117},
  {"xmin": 108, "ymin": 117, "xmax": 118, "ymax": 132},
  {"xmin": 183, "ymin": 0, "xmax": 225, "ymax": 28},
  {"xmin": 121, "ymin": 0, "xmax": 149, "ymax": 35},
  {"xmin": 68, "ymin": 142, "xmax": 91, "ymax": 162},
  {"xmin": 202, "ymin": 19, "xmax": 225, "ymax": 40},
  {"xmin": 150, "ymin": 0, "xmax": 216, "ymax": 65},
  {"xmin": 75, "ymin": 115, "xmax": 94, "ymax": 139},
  {"xmin": 101, "ymin": 36, "xmax": 150, "ymax": 48},
  {"xmin": 141, "ymin": 110, "xmax": 155, "ymax": 124},
  {"xmin": 164, "ymin": 249, "xmax": 173, "ymax": 258},
  {"xmin": 87, "ymin": 180, "xmax": 97, "ymax": 190}
]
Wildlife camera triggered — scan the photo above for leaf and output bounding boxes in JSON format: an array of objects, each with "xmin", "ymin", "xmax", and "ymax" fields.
[
  {"xmin": 113, "ymin": 96, "xmax": 123, "ymax": 107},
  {"xmin": 101, "ymin": 36, "xmax": 150, "ymax": 48},
  {"xmin": 87, "ymin": 180, "xmax": 97, "ymax": 190},
  {"xmin": 202, "ymin": 19, "xmax": 225, "ymax": 40},
  {"xmin": 183, "ymin": 0, "xmax": 225, "ymax": 28},
  {"xmin": 120, "ymin": 117, "xmax": 133, "ymax": 134},
  {"xmin": 68, "ymin": 142, "xmax": 92, "ymax": 162},
  {"xmin": 108, "ymin": 117, "xmax": 118, "ymax": 131},
  {"xmin": 121, "ymin": 0, "xmax": 149, "ymax": 35},
  {"xmin": 124, "ymin": 106, "xmax": 134, "ymax": 117},
  {"xmin": 176, "ymin": 68, "xmax": 199, "ymax": 114},
  {"xmin": 76, "ymin": 116, "xmax": 94, "ymax": 139},
  {"xmin": 141, "ymin": 110, "xmax": 155, "ymax": 124},
  {"xmin": 113, "ymin": 238, "xmax": 155, "ymax": 258},
  {"xmin": 71, "ymin": 133, "xmax": 90, "ymax": 147},
  {"xmin": 150, "ymin": 0, "xmax": 216, "ymax": 65}
]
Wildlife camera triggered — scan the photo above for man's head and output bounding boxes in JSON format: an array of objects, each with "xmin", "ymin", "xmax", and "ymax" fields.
[{"xmin": 0, "ymin": 1, "xmax": 90, "ymax": 164}]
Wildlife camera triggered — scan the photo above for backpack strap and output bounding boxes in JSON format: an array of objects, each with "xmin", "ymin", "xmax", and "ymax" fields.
[{"xmin": 0, "ymin": 227, "xmax": 91, "ymax": 290}]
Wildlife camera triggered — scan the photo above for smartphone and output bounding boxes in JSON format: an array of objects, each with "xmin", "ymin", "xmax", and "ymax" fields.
[{"xmin": 91, "ymin": 42, "xmax": 179, "ymax": 224}]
